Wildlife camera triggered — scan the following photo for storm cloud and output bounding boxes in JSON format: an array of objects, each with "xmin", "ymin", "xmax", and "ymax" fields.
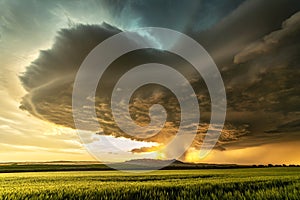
[{"xmin": 19, "ymin": 0, "xmax": 300, "ymax": 156}]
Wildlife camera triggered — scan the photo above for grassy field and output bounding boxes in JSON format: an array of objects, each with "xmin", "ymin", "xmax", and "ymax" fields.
[{"xmin": 0, "ymin": 168, "xmax": 299, "ymax": 200}]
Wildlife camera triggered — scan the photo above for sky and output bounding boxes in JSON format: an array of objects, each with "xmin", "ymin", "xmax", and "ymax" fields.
[{"xmin": 0, "ymin": 0, "xmax": 300, "ymax": 164}]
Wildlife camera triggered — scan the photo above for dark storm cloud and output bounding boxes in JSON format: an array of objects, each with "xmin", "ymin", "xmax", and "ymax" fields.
[
  {"xmin": 223, "ymin": 11, "xmax": 300, "ymax": 112},
  {"xmin": 20, "ymin": 23, "xmax": 121, "ymax": 126},
  {"xmin": 20, "ymin": 23, "xmax": 120, "ymax": 90},
  {"xmin": 19, "ymin": 1, "xmax": 300, "ymax": 152},
  {"xmin": 19, "ymin": 22, "xmax": 249, "ymax": 151},
  {"xmin": 194, "ymin": 0, "xmax": 300, "ymax": 67},
  {"xmin": 265, "ymin": 120, "xmax": 300, "ymax": 134},
  {"xmin": 218, "ymin": 11, "xmax": 300, "ymax": 149}
]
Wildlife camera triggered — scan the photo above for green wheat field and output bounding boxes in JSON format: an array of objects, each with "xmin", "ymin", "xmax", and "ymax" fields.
[{"xmin": 0, "ymin": 167, "xmax": 299, "ymax": 200}]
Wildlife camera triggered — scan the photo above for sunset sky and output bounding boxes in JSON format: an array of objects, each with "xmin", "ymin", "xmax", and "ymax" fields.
[{"xmin": 0, "ymin": 0, "xmax": 299, "ymax": 164}]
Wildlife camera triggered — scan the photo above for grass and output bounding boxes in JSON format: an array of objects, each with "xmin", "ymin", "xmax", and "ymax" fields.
[{"xmin": 0, "ymin": 168, "xmax": 299, "ymax": 199}]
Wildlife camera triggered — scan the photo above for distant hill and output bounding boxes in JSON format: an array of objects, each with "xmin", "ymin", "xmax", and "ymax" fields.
[{"xmin": 122, "ymin": 159, "xmax": 183, "ymax": 166}]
